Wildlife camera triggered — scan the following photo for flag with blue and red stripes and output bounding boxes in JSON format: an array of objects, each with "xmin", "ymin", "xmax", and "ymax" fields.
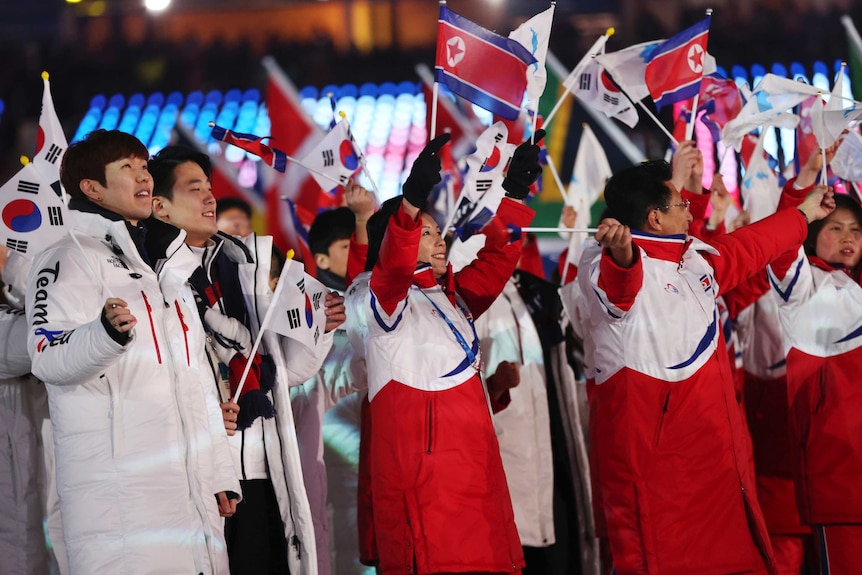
[
  {"xmin": 644, "ymin": 16, "xmax": 711, "ymax": 110},
  {"xmin": 435, "ymin": 5, "xmax": 535, "ymax": 121},
  {"xmin": 210, "ymin": 125, "xmax": 289, "ymax": 173}
]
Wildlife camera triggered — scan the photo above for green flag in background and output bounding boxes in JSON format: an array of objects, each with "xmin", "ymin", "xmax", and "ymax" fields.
[{"xmin": 842, "ymin": 15, "xmax": 862, "ymax": 100}]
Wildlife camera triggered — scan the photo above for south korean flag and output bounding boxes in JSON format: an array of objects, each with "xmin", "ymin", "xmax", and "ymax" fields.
[{"xmin": 0, "ymin": 161, "xmax": 71, "ymax": 258}]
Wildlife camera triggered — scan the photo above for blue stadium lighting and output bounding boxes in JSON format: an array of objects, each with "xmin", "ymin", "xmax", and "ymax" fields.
[
  {"xmin": 750, "ymin": 63, "xmax": 766, "ymax": 90},
  {"xmin": 812, "ymin": 60, "xmax": 830, "ymax": 91},
  {"xmin": 730, "ymin": 65, "xmax": 749, "ymax": 91},
  {"xmin": 790, "ymin": 62, "xmax": 809, "ymax": 83}
]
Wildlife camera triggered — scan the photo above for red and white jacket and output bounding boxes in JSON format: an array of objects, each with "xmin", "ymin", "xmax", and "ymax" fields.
[
  {"xmin": 364, "ymin": 199, "xmax": 531, "ymax": 575},
  {"xmin": 578, "ymin": 207, "xmax": 808, "ymax": 575},
  {"xmin": 768, "ymin": 245, "xmax": 862, "ymax": 524}
]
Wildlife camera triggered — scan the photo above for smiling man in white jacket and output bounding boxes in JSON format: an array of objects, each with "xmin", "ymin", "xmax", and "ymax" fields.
[{"xmin": 25, "ymin": 130, "xmax": 239, "ymax": 575}]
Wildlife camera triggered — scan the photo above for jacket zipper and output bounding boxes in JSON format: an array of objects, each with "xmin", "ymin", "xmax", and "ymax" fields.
[
  {"xmin": 814, "ymin": 365, "xmax": 827, "ymax": 414},
  {"xmin": 426, "ymin": 400, "xmax": 434, "ymax": 453},
  {"xmin": 142, "ymin": 291, "xmax": 162, "ymax": 364},
  {"xmin": 8, "ymin": 434, "xmax": 18, "ymax": 503},
  {"xmin": 174, "ymin": 300, "xmax": 191, "ymax": 366},
  {"xmin": 654, "ymin": 392, "xmax": 671, "ymax": 446}
]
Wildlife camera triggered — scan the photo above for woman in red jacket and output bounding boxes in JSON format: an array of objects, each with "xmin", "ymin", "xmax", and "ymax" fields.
[
  {"xmin": 359, "ymin": 131, "xmax": 542, "ymax": 575},
  {"xmin": 768, "ymin": 184, "xmax": 862, "ymax": 575}
]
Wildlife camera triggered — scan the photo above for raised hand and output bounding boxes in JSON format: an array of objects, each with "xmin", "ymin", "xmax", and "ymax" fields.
[
  {"xmin": 402, "ymin": 133, "xmax": 451, "ymax": 210},
  {"xmin": 503, "ymin": 129, "xmax": 546, "ymax": 200}
]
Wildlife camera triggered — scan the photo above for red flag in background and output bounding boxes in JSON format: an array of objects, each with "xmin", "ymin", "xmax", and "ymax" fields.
[{"xmin": 262, "ymin": 56, "xmax": 324, "ymax": 256}]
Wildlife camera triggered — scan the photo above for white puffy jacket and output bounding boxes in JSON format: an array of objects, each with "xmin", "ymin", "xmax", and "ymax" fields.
[
  {"xmin": 205, "ymin": 233, "xmax": 331, "ymax": 575},
  {"xmin": 25, "ymin": 210, "xmax": 239, "ymax": 575},
  {"xmin": 0, "ymin": 304, "xmax": 51, "ymax": 575}
]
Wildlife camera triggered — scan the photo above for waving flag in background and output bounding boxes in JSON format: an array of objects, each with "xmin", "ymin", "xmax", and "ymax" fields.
[
  {"xmin": 435, "ymin": 5, "xmax": 535, "ymax": 120},
  {"xmin": 695, "ymin": 74, "xmax": 743, "ymax": 139},
  {"xmin": 568, "ymin": 39, "xmax": 639, "ymax": 128},
  {"xmin": 644, "ymin": 16, "xmax": 712, "ymax": 110},
  {"xmin": 33, "ymin": 72, "xmax": 67, "ymax": 201},
  {"xmin": 508, "ymin": 4, "xmax": 555, "ymax": 110},
  {"xmin": 210, "ymin": 125, "xmax": 288, "ymax": 172},
  {"xmin": 561, "ymin": 124, "xmax": 612, "ymax": 267},
  {"xmin": 740, "ymin": 131, "xmax": 781, "ymax": 223},
  {"xmin": 262, "ymin": 56, "xmax": 327, "ymax": 238},
  {"xmin": 0, "ymin": 161, "xmax": 70, "ymax": 257},
  {"xmin": 811, "ymin": 64, "xmax": 862, "ymax": 149},
  {"xmin": 721, "ymin": 73, "xmax": 820, "ymax": 150},
  {"xmin": 595, "ymin": 40, "xmax": 663, "ymax": 103},
  {"xmin": 299, "ymin": 118, "xmax": 364, "ymax": 194},
  {"xmin": 281, "ymin": 198, "xmax": 317, "ymax": 277}
]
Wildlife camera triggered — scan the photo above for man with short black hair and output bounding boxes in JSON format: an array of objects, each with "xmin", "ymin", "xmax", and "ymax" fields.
[
  {"xmin": 26, "ymin": 129, "xmax": 238, "ymax": 574},
  {"xmin": 576, "ymin": 147, "xmax": 835, "ymax": 575}
]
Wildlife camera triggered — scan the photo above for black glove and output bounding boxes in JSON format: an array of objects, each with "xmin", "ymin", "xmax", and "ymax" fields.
[
  {"xmin": 402, "ymin": 133, "xmax": 451, "ymax": 209},
  {"xmin": 503, "ymin": 129, "xmax": 546, "ymax": 200}
]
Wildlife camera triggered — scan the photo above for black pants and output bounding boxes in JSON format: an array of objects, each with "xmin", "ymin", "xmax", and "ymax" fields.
[{"xmin": 225, "ymin": 478, "xmax": 290, "ymax": 575}]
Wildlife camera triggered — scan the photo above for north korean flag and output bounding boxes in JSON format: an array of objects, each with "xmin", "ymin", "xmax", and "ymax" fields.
[
  {"xmin": 435, "ymin": 6, "xmax": 535, "ymax": 120},
  {"xmin": 644, "ymin": 16, "xmax": 711, "ymax": 110}
]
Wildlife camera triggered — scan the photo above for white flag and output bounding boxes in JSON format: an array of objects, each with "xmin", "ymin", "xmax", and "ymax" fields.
[
  {"xmin": 0, "ymin": 161, "xmax": 70, "ymax": 258},
  {"xmin": 509, "ymin": 4, "xmax": 555, "ymax": 108},
  {"xmin": 595, "ymin": 40, "xmax": 663, "ymax": 103},
  {"xmin": 739, "ymin": 131, "xmax": 780, "ymax": 223},
  {"xmin": 811, "ymin": 67, "xmax": 862, "ymax": 149},
  {"xmin": 266, "ymin": 258, "xmax": 328, "ymax": 350},
  {"xmin": 571, "ymin": 45, "xmax": 639, "ymax": 128},
  {"xmin": 721, "ymin": 76, "xmax": 810, "ymax": 150},
  {"xmin": 299, "ymin": 118, "xmax": 364, "ymax": 193},
  {"xmin": 831, "ymin": 129, "xmax": 862, "ymax": 182},
  {"xmin": 562, "ymin": 124, "xmax": 612, "ymax": 264},
  {"xmin": 33, "ymin": 71, "xmax": 68, "ymax": 202}
]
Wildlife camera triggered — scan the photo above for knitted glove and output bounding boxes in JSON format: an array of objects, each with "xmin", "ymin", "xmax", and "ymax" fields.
[
  {"xmin": 503, "ymin": 129, "xmax": 546, "ymax": 200},
  {"xmin": 402, "ymin": 133, "xmax": 451, "ymax": 209}
]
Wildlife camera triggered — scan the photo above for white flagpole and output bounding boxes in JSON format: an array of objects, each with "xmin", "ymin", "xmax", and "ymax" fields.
[
  {"xmin": 449, "ymin": 226, "xmax": 598, "ymax": 233},
  {"xmin": 560, "ymin": 226, "xmax": 580, "ymax": 284},
  {"xmin": 637, "ymin": 101, "xmax": 680, "ymax": 147},
  {"xmin": 231, "ymin": 253, "xmax": 294, "ymax": 403},
  {"xmin": 545, "ymin": 153, "xmax": 571, "ymax": 204},
  {"xmin": 819, "ymin": 93, "xmax": 828, "ymax": 185}
]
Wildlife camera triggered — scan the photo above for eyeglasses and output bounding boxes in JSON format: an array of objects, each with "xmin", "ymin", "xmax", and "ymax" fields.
[{"xmin": 656, "ymin": 199, "xmax": 691, "ymax": 212}]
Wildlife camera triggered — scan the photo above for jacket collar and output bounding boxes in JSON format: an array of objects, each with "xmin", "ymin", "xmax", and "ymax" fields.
[
  {"xmin": 631, "ymin": 230, "xmax": 690, "ymax": 263},
  {"xmin": 808, "ymin": 255, "xmax": 862, "ymax": 284},
  {"xmin": 413, "ymin": 262, "xmax": 457, "ymax": 306},
  {"xmin": 69, "ymin": 198, "xmax": 187, "ymax": 274}
]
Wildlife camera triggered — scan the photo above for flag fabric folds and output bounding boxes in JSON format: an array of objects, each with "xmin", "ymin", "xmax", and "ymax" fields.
[
  {"xmin": 435, "ymin": 5, "xmax": 535, "ymax": 120},
  {"xmin": 262, "ymin": 56, "xmax": 327, "ymax": 234},
  {"xmin": 508, "ymin": 4, "xmax": 555, "ymax": 109},
  {"xmin": 299, "ymin": 118, "xmax": 364, "ymax": 194},
  {"xmin": 739, "ymin": 131, "xmax": 780, "ymax": 223},
  {"xmin": 0, "ymin": 162, "xmax": 70, "ymax": 258},
  {"xmin": 210, "ymin": 125, "xmax": 289, "ymax": 172},
  {"xmin": 595, "ymin": 40, "xmax": 663, "ymax": 103},
  {"xmin": 266, "ymin": 258, "xmax": 328, "ymax": 351},
  {"xmin": 33, "ymin": 72, "xmax": 68, "ymax": 200},
  {"xmin": 811, "ymin": 66, "xmax": 862, "ymax": 149},
  {"xmin": 644, "ymin": 16, "xmax": 712, "ymax": 110},
  {"xmin": 569, "ymin": 42, "xmax": 639, "ymax": 128},
  {"xmin": 562, "ymin": 124, "xmax": 612, "ymax": 265},
  {"xmin": 832, "ymin": 129, "xmax": 862, "ymax": 182}
]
